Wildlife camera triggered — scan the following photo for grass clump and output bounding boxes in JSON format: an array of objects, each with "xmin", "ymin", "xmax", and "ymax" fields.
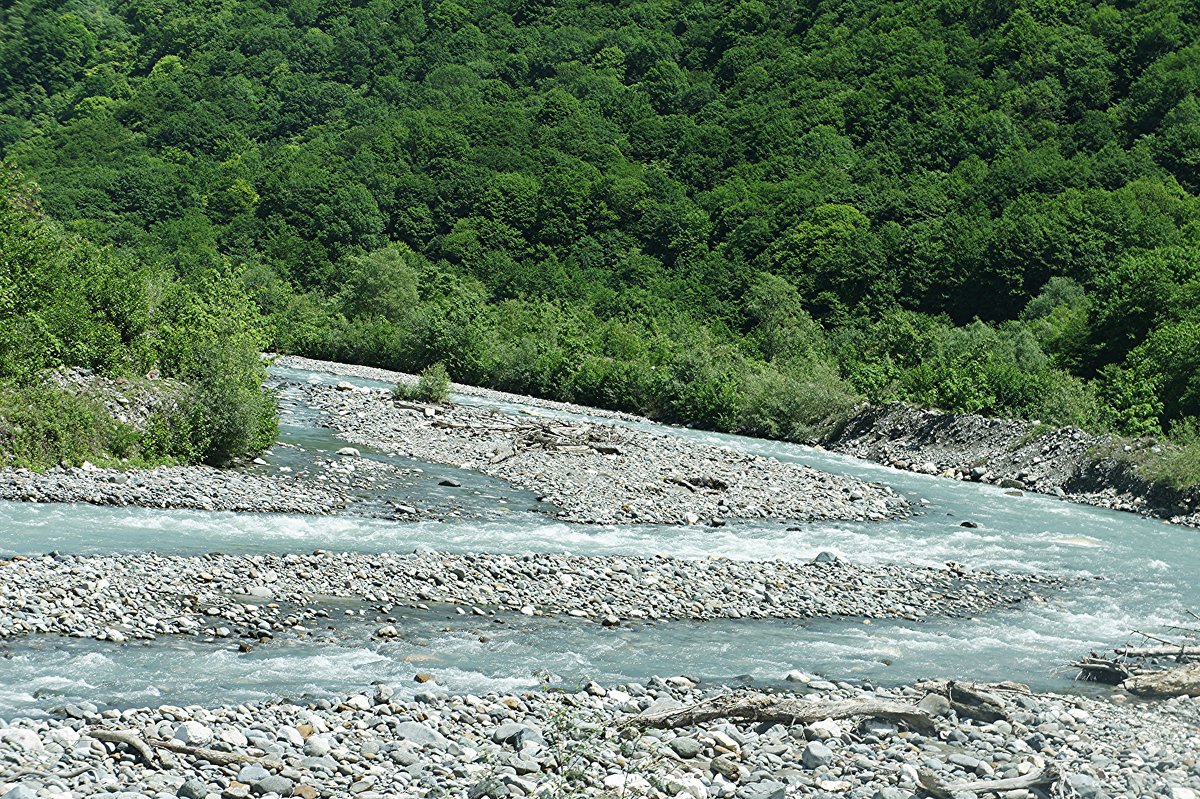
[{"xmin": 1138, "ymin": 420, "xmax": 1200, "ymax": 490}]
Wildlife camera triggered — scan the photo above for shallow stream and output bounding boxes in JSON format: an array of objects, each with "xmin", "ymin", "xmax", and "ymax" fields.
[{"xmin": 1, "ymin": 366, "xmax": 1194, "ymax": 715}]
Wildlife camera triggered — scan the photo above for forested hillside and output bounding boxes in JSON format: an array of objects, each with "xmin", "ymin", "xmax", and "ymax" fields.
[{"xmin": 2, "ymin": 0, "xmax": 1199, "ymax": 445}]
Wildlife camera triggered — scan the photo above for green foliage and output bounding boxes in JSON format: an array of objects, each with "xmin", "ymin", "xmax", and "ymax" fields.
[
  {"xmin": 0, "ymin": 163, "xmax": 276, "ymax": 468},
  {"xmin": 395, "ymin": 363, "xmax": 452, "ymax": 405},
  {"xmin": 1141, "ymin": 419, "xmax": 1200, "ymax": 490},
  {"xmin": 156, "ymin": 267, "xmax": 278, "ymax": 465},
  {"xmin": 4, "ymin": 0, "xmax": 1200, "ymax": 444},
  {"xmin": 0, "ymin": 382, "xmax": 139, "ymax": 471},
  {"xmin": 0, "ymin": 163, "xmax": 153, "ymax": 379}
]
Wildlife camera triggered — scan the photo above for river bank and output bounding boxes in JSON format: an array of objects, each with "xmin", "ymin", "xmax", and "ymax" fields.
[
  {"xmin": 822, "ymin": 403, "xmax": 1200, "ymax": 527},
  {"xmin": 1, "ymin": 676, "xmax": 1196, "ymax": 799},
  {"xmin": 278, "ymin": 354, "xmax": 1200, "ymax": 530},
  {"xmin": 0, "ymin": 358, "xmax": 912, "ymax": 526},
  {"xmin": 1, "ymin": 360, "xmax": 1198, "ymax": 798}
]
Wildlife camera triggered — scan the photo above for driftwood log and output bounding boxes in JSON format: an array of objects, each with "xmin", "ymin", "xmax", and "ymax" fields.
[
  {"xmin": 88, "ymin": 730, "xmax": 161, "ymax": 769},
  {"xmin": 1122, "ymin": 662, "xmax": 1200, "ymax": 697},
  {"xmin": 917, "ymin": 680, "xmax": 1027, "ymax": 723},
  {"xmin": 87, "ymin": 729, "xmax": 285, "ymax": 770},
  {"xmin": 1072, "ymin": 621, "xmax": 1200, "ymax": 691},
  {"xmin": 918, "ymin": 765, "xmax": 1058, "ymax": 798},
  {"xmin": 1114, "ymin": 645, "xmax": 1200, "ymax": 658},
  {"xmin": 630, "ymin": 692, "xmax": 937, "ymax": 733}
]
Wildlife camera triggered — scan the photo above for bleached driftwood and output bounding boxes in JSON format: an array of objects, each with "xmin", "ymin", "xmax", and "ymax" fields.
[
  {"xmin": 917, "ymin": 764, "xmax": 1058, "ymax": 798},
  {"xmin": 916, "ymin": 680, "xmax": 1027, "ymax": 723},
  {"xmin": 87, "ymin": 728, "xmax": 285, "ymax": 770},
  {"xmin": 88, "ymin": 729, "xmax": 161, "ymax": 769},
  {"xmin": 629, "ymin": 692, "xmax": 937, "ymax": 733},
  {"xmin": 1114, "ymin": 645, "xmax": 1200, "ymax": 658},
  {"xmin": 1122, "ymin": 662, "xmax": 1200, "ymax": 698}
]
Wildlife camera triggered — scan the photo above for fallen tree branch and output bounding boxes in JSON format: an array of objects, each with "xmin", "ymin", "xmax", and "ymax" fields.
[
  {"xmin": 1070, "ymin": 656, "xmax": 1133, "ymax": 684},
  {"xmin": 1114, "ymin": 645, "xmax": 1200, "ymax": 658},
  {"xmin": 628, "ymin": 692, "xmax": 937, "ymax": 733},
  {"xmin": 917, "ymin": 680, "xmax": 1026, "ymax": 723},
  {"xmin": 87, "ymin": 729, "xmax": 160, "ymax": 769},
  {"xmin": 917, "ymin": 765, "xmax": 1057, "ymax": 798},
  {"xmin": 1131, "ymin": 630, "xmax": 1181, "ymax": 646},
  {"xmin": 87, "ymin": 728, "xmax": 285, "ymax": 770},
  {"xmin": 152, "ymin": 738, "xmax": 285, "ymax": 770}
]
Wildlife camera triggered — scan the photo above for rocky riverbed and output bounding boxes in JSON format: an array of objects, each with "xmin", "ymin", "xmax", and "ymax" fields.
[
  {"xmin": 1, "ymin": 676, "xmax": 1196, "ymax": 799},
  {"xmin": 0, "ymin": 550, "xmax": 1062, "ymax": 643},
  {"xmin": 281, "ymin": 354, "xmax": 1200, "ymax": 528},
  {"xmin": 5, "ymin": 358, "xmax": 1195, "ymax": 799},
  {"xmin": 824, "ymin": 403, "xmax": 1200, "ymax": 526},
  {"xmin": 0, "ymin": 455, "xmax": 443, "ymax": 519},
  {"xmin": 295, "ymin": 379, "xmax": 911, "ymax": 527}
]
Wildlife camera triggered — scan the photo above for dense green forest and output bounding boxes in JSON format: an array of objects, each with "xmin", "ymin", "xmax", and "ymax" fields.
[
  {"xmin": 0, "ymin": 163, "xmax": 276, "ymax": 468},
  {"xmin": 2, "ymin": 0, "xmax": 1199, "ymax": 448}
]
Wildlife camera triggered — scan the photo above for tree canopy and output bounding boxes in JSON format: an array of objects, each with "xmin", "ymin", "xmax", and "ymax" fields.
[{"xmin": 3, "ymin": 0, "xmax": 1199, "ymax": 439}]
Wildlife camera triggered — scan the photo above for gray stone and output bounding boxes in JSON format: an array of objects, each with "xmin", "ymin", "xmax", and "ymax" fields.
[
  {"xmin": 1067, "ymin": 774, "xmax": 1106, "ymax": 799},
  {"xmin": 801, "ymin": 740, "xmax": 834, "ymax": 768},
  {"xmin": 252, "ymin": 776, "xmax": 295, "ymax": 797},
  {"xmin": 173, "ymin": 721, "xmax": 213, "ymax": 745},
  {"xmin": 918, "ymin": 693, "xmax": 952, "ymax": 717},
  {"xmin": 491, "ymin": 723, "xmax": 543, "ymax": 748},
  {"xmin": 670, "ymin": 736, "xmax": 704, "ymax": 758},
  {"xmin": 1, "ymin": 787, "xmax": 38, "ymax": 799},
  {"xmin": 744, "ymin": 781, "xmax": 787, "ymax": 799},
  {"xmin": 238, "ymin": 765, "xmax": 271, "ymax": 784},
  {"xmin": 710, "ymin": 755, "xmax": 744, "ymax": 782},
  {"xmin": 177, "ymin": 779, "xmax": 208, "ymax": 799},
  {"xmin": 303, "ymin": 736, "xmax": 332, "ymax": 757},
  {"xmin": 948, "ymin": 753, "xmax": 982, "ymax": 771},
  {"xmin": 393, "ymin": 721, "xmax": 449, "ymax": 749}
]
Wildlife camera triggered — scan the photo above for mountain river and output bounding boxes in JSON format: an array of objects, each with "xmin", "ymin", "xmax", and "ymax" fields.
[{"xmin": 1, "ymin": 365, "xmax": 1194, "ymax": 717}]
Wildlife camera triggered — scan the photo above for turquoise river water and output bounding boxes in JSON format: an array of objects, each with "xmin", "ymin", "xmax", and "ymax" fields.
[{"xmin": 0, "ymin": 366, "xmax": 1195, "ymax": 716}]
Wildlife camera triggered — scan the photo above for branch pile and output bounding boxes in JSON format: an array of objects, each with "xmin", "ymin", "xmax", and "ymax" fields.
[{"xmin": 1070, "ymin": 616, "xmax": 1200, "ymax": 697}]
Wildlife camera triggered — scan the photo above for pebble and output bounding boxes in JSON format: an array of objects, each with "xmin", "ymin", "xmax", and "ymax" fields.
[{"xmin": 801, "ymin": 740, "xmax": 834, "ymax": 768}]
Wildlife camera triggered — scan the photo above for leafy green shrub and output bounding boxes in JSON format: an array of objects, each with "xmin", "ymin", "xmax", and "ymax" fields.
[
  {"xmin": 1, "ymin": 166, "xmax": 277, "ymax": 468},
  {"xmin": 156, "ymin": 267, "xmax": 278, "ymax": 465},
  {"xmin": 0, "ymin": 382, "xmax": 139, "ymax": 471},
  {"xmin": 395, "ymin": 363, "xmax": 452, "ymax": 404},
  {"xmin": 736, "ymin": 360, "xmax": 861, "ymax": 442}
]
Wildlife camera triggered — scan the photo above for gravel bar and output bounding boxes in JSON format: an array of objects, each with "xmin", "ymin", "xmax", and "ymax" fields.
[
  {"xmin": 297, "ymin": 379, "xmax": 912, "ymax": 526},
  {"xmin": 0, "ymin": 551, "xmax": 1062, "ymax": 643},
  {"xmin": 0, "ymin": 454, "xmax": 444, "ymax": 518}
]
